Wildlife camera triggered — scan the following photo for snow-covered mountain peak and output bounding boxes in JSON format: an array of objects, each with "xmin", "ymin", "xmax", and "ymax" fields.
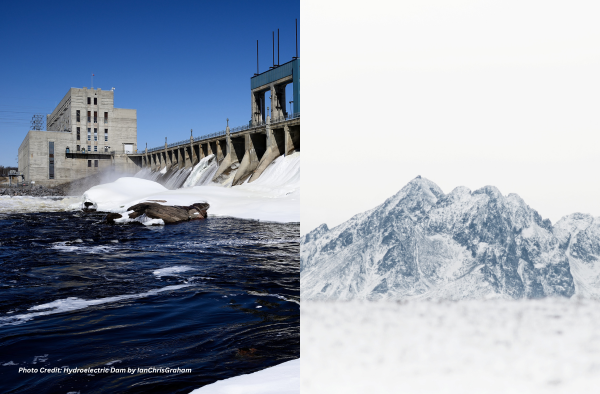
[
  {"xmin": 301, "ymin": 178, "xmax": 588, "ymax": 301},
  {"xmin": 378, "ymin": 176, "xmax": 443, "ymax": 219}
]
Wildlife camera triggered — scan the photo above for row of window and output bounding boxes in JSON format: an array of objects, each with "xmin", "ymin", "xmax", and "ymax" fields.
[
  {"xmin": 74, "ymin": 145, "xmax": 110, "ymax": 153},
  {"xmin": 75, "ymin": 110, "xmax": 108, "ymax": 123},
  {"xmin": 88, "ymin": 160, "xmax": 99, "ymax": 168},
  {"xmin": 76, "ymin": 127, "xmax": 108, "ymax": 141}
]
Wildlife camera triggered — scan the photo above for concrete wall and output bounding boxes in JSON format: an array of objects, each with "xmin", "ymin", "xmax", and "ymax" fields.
[
  {"xmin": 18, "ymin": 130, "xmax": 113, "ymax": 186},
  {"xmin": 19, "ymin": 87, "xmax": 138, "ymax": 186},
  {"xmin": 111, "ymin": 108, "xmax": 137, "ymax": 154}
]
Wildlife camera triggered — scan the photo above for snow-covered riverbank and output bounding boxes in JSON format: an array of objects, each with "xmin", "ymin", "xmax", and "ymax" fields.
[
  {"xmin": 79, "ymin": 152, "xmax": 300, "ymax": 223},
  {"xmin": 190, "ymin": 359, "xmax": 299, "ymax": 394}
]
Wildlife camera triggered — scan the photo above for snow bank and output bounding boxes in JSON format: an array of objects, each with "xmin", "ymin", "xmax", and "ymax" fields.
[
  {"xmin": 189, "ymin": 359, "xmax": 299, "ymax": 394},
  {"xmin": 82, "ymin": 177, "xmax": 168, "ymax": 212},
  {"xmin": 77, "ymin": 153, "xmax": 300, "ymax": 223},
  {"xmin": 302, "ymin": 299, "xmax": 600, "ymax": 393}
]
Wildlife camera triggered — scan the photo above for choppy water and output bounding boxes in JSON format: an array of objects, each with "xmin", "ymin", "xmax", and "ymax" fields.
[{"xmin": 0, "ymin": 212, "xmax": 299, "ymax": 393}]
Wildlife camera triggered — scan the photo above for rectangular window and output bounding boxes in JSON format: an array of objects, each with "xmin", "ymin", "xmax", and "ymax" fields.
[
  {"xmin": 104, "ymin": 129, "xmax": 108, "ymax": 141},
  {"xmin": 76, "ymin": 110, "xmax": 80, "ymax": 122},
  {"xmin": 94, "ymin": 146, "xmax": 97, "ymax": 152},
  {"xmin": 104, "ymin": 112, "xmax": 108, "ymax": 124},
  {"xmin": 94, "ymin": 111, "xmax": 97, "ymax": 123},
  {"xmin": 94, "ymin": 97, "xmax": 97, "ymax": 105},
  {"xmin": 77, "ymin": 145, "xmax": 80, "ymax": 152},
  {"xmin": 88, "ymin": 160, "xmax": 91, "ymax": 167},
  {"xmin": 87, "ymin": 111, "xmax": 91, "ymax": 123},
  {"xmin": 87, "ymin": 97, "xmax": 91, "ymax": 105},
  {"xmin": 49, "ymin": 142, "xmax": 55, "ymax": 179},
  {"xmin": 87, "ymin": 128, "xmax": 91, "ymax": 141},
  {"xmin": 76, "ymin": 127, "xmax": 80, "ymax": 140},
  {"xmin": 94, "ymin": 160, "xmax": 98, "ymax": 167},
  {"xmin": 88, "ymin": 145, "xmax": 91, "ymax": 152},
  {"xmin": 104, "ymin": 146, "xmax": 109, "ymax": 152}
]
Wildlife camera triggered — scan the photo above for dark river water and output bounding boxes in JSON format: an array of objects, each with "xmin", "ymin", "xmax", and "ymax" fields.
[{"xmin": 0, "ymin": 211, "xmax": 299, "ymax": 393}]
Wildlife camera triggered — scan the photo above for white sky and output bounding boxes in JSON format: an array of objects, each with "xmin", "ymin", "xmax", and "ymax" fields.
[{"xmin": 301, "ymin": 0, "xmax": 600, "ymax": 235}]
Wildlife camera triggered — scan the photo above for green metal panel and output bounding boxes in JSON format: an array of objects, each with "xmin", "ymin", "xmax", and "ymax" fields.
[
  {"xmin": 250, "ymin": 58, "xmax": 299, "ymax": 115},
  {"xmin": 251, "ymin": 59, "xmax": 297, "ymax": 90}
]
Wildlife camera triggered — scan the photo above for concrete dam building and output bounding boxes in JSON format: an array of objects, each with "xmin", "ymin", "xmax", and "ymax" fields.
[
  {"xmin": 130, "ymin": 57, "xmax": 300, "ymax": 186},
  {"xmin": 18, "ymin": 87, "xmax": 138, "ymax": 186}
]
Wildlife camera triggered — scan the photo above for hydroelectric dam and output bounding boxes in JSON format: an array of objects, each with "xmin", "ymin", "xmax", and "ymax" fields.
[{"xmin": 128, "ymin": 57, "xmax": 300, "ymax": 187}]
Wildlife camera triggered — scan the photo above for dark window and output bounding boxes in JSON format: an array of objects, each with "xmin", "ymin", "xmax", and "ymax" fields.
[
  {"xmin": 94, "ymin": 146, "xmax": 97, "ymax": 152},
  {"xmin": 104, "ymin": 129, "xmax": 108, "ymax": 141},
  {"xmin": 94, "ymin": 111, "xmax": 97, "ymax": 123},
  {"xmin": 88, "ymin": 145, "xmax": 91, "ymax": 152},
  {"xmin": 76, "ymin": 127, "xmax": 80, "ymax": 140},
  {"xmin": 77, "ymin": 145, "xmax": 80, "ymax": 152},
  {"xmin": 87, "ymin": 111, "xmax": 91, "ymax": 123},
  {"xmin": 104, "ymin": 112, "xmax": 108, "ymax": 124},
  {"xmin": 87, "ymin": 128, "xmax": 91, "ymax": 140},
  {"xmin": 88, "ymin": 160, "xmax": 91, "ymax": 167},
  {"xmin": 94, "ymin": 128, "xmax": 97, "ymax": 141},
  {"xmin": 76, "ymin": 110, "xmax": 80, "ymax": 122},
  {"xmin": 94, "ymin": 97, "xmax": 97, "ymax": 105},
  {"xmin": 87, "ymin": 97, "xmax": 91, "ymax": 105},
  {"xmin": 49, "ymin": 142, "xmax": 55, "ymax": 179},
  {"xmin": 94, "ymin": 160, "xmax": 98, "ymax": 168}
]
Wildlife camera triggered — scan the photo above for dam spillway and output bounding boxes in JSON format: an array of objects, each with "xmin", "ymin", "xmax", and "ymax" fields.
[{"xmin": 127, "ymin": 58, "xmax": 300, "ymax": 189}]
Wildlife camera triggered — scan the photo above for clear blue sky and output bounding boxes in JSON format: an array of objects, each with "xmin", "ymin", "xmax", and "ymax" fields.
[{"xmin": 0, "ymin": 0, "xmax": 300, "ymax": 166}]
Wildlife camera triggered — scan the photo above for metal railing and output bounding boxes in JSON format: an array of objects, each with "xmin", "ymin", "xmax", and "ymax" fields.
[
  {"xmin": 141, "ymin": 114, "xmax": 293, "ymax": 155},
  {"xmin": 145, "ymin": 129, "xmax": 226, "ymax": 154},
  {"xmin": 167, "ymin": 139, "xmax": 189, "ymax": 148}
]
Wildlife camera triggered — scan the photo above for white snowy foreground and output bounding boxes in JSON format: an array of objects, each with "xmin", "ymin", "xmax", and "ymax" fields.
[
  {"xmin": 302, "ymin": 299, "xmax": 600, "ymax": 394},
  {"xmin": 78, "ymin": 153, "xmax": 300, "ymax": 223},
  {"xmin": 189, "ymin": 359, "xmax": 299, "ymax": 394}
]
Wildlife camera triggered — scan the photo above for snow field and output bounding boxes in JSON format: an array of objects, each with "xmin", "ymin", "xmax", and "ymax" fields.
[{"xmin": 302, "ymin": 299, "xmax": 600, "ymax": 394}]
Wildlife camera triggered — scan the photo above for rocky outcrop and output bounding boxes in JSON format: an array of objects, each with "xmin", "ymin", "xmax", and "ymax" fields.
[{"xmin": 105, "ymin": 202, "xmax": 209, "ymax": 225}]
